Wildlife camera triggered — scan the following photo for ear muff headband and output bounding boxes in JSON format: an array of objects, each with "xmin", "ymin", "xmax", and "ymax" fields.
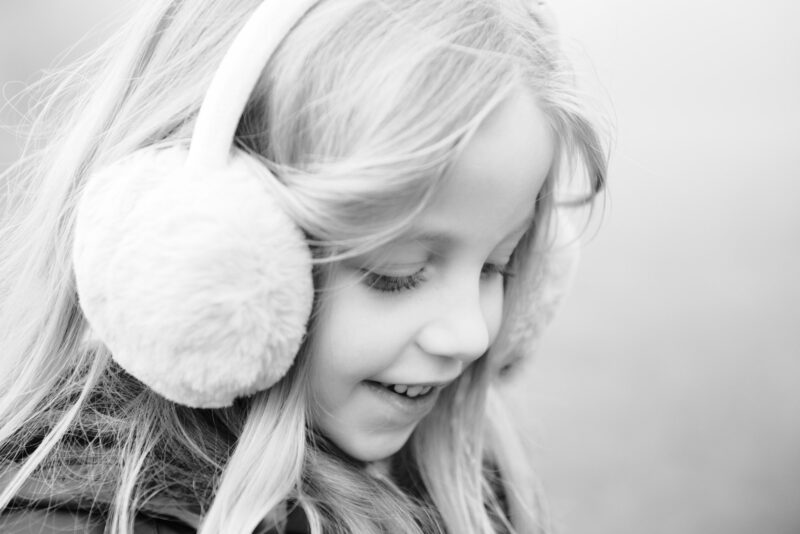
[
  {"xmin": 73, "ymin": 0, "xmax": 320, "ymax": 408},
  {"xmin": 190, "ymin": 0, "xmax": 319, "ymax": 170}
]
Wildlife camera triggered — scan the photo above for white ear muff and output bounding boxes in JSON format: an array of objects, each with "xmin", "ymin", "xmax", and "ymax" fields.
[
  {"xmin": 72, "ymin": 0, "xmax": 320, "ymax": 408},
  {"xmin": 496, "ymin": 211, "xmax": 580, "ymax": 375}
]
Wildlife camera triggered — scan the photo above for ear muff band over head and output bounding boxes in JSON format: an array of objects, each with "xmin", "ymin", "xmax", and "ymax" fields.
[{"xmin": 72, "ymin": 0, "xmax": 320, "ymax": 408}]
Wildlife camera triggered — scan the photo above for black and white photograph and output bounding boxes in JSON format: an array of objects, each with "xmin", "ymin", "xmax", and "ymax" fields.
[{"xmin": 1, "ymin": 1, "xmax": 797, "ymax": 533}]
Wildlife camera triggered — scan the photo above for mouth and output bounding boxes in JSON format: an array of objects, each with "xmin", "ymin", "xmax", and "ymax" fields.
[
  {"xmin": 375, "ymin": 382, "xmax": 435, "ymax": 399},
  {"xmin": 362, "ymin": 380, "xmax": 443, "ymax": 420}
]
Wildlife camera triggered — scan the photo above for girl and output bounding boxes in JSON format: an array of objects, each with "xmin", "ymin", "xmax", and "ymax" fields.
[{"xmin": 0, "ymin": 0, "xmax": 607, "ymax": 532}]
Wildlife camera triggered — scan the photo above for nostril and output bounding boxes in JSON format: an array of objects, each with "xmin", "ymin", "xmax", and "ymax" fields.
[
  {"xmin": 415, "ymin": 317, "xmax": 490, "ymax": 362},
  {"xmin": 415, "ymin": 281, "xmax": 499, "ymax": 362}
]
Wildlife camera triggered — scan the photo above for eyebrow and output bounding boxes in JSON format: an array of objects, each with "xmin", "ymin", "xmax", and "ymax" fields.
[{"xmin": 405, "ymin": 209, "xmax": 536, "ymax": 247}]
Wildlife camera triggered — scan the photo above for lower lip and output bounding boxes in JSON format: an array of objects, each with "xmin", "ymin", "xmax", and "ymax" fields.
[{"xmin": 362, "ymin": 381, "xmax": 440, "ymax": 421}]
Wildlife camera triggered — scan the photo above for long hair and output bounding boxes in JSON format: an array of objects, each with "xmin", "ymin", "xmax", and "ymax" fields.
[{"xmin": 0, "ymin": 0, "xmax": 607, "ymax": 532}]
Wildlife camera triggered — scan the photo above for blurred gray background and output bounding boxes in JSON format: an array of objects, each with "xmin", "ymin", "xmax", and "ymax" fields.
[{"xmin": 1, "ymin": 1, "xmax": 798, "ymax": 533}]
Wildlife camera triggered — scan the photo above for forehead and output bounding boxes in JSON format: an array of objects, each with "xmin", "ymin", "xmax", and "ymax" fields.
[{"xmin": 415, "ymin": 90, "xmax": 554, "ymax": 246}]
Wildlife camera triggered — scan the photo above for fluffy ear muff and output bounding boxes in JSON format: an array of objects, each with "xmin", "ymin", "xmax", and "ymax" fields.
[
  {"xmin": 495, "ymin": 210, "xmax": 580, "ymax": 376},
  {"xmin": 73, "ymin": 147, "xmax": 313, "ymax": 407},
  {"xmin": 72, "ymin": 0, "xmax": 321, "ymax": 408}
]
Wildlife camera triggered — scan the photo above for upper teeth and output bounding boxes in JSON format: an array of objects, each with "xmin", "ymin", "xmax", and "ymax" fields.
[{"xmin": 382, "ymin": 383, "xmax": 433, "ymax": 398}]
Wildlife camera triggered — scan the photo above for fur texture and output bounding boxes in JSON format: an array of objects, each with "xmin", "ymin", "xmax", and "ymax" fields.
[
  {"xmin": 501, "ymin": 213, "xmax": 580, "ymax": 372},
  {"xmin": 73, "ymin": 147, "xmax": 313, "ymax": 407}
]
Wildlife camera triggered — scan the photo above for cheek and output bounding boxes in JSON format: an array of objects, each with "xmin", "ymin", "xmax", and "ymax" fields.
[{"xmin": 306, "ymin": 280, "xmax": 397, "ymax": 400}]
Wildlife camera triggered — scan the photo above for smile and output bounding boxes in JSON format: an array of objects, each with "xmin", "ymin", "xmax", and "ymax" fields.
[
  {"xmin": 362, "ymin": 380, "xmax": 440, "ymax": 421},
  {"xmin": 378, "ymin": 382, "xmax": 434, "ymax": 398}
]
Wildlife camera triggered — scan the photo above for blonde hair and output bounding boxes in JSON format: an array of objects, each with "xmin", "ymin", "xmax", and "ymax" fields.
[{"xmin": 0, "ymin": 0, "xmax": 607, "ymax": 533}]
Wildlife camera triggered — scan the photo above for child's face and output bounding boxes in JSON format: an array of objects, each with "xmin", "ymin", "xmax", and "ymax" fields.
[{"xmin": 307, "ymin": 89, "xmax": 554, "ymax": 462}]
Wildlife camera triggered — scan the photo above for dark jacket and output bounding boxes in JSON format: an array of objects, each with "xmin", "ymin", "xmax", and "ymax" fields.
[
  {"xmin": 0, "ymin": 501, "xmax": 310, "ymax": 534},
  {"xmin": 0, "ymin": 507, "xmax": 193, "ymax": 534}
]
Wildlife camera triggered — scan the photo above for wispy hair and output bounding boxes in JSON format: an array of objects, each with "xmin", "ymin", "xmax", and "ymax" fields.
[{"xmin": 0, "ymin": 1, "xmax": 607, "ymax": 532}]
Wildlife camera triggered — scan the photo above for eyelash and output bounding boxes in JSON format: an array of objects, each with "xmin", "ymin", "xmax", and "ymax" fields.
[
  {"xmin": 362, "ymin": 263, "xmax": 514, "ymax": 294},
  {"xmin": 361, "ymin": 268, "xmax": 427, "ymax": 293},
  {"xmin": 481, "ymin": 263, "xmax": 515, "ymax": 281}
]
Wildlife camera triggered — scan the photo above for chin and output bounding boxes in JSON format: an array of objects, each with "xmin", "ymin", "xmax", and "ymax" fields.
[{"xmin": 332, "ymin": 425, "xmax": 416, "ymax": 463}]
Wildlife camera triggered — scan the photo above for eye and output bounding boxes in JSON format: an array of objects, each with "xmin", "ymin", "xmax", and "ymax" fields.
[
  {"xmin": 481, "ymin": 263, "xmax": 514, "ymax": 281},
  {"xmin": 361, "ymin": 268, "xmax": 427, "ymax": 293}
]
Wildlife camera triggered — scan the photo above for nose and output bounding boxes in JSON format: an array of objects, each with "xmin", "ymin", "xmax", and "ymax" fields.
[{"xmin": 414, "ymin": 280, "xmax": 494, "ymax": 364}]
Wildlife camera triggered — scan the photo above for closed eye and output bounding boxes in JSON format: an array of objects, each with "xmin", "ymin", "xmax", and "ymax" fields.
[
  {"xmin": 481, "ymin": 263, "xmax": 514, "ymax": 281},
  {"xmin": 361, "ymin": 268, "xmax": 427, "ymax": 293}
]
